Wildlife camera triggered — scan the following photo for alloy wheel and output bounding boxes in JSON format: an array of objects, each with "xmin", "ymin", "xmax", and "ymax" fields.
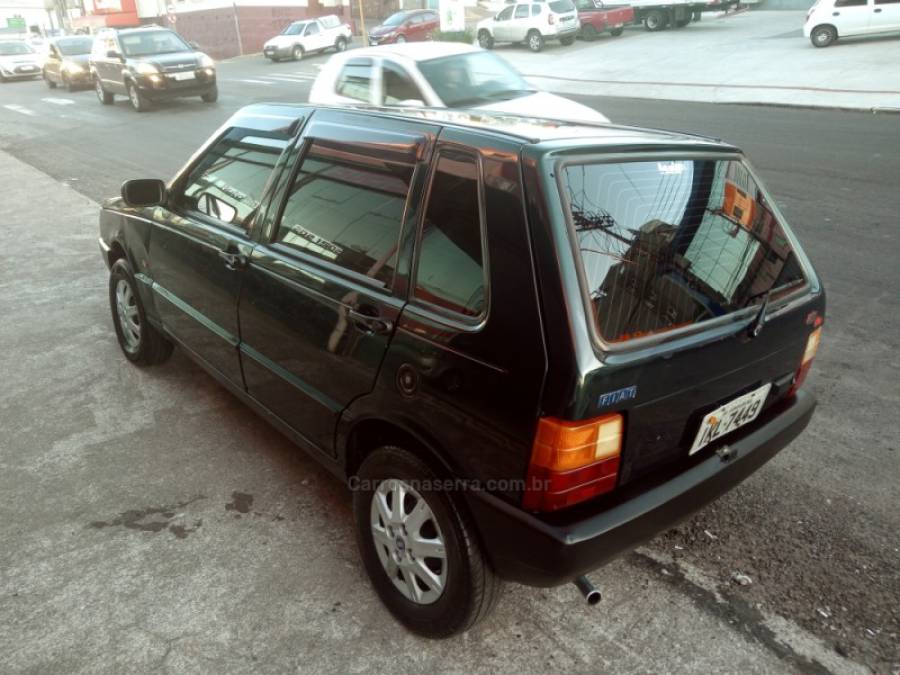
[
  {"xmin": 370, "ymin": 479, "xmax": 447, "ymax": 605},
  {"xmin": 115, "ymin": 278, "xmax": 141, "ymax": 352}
]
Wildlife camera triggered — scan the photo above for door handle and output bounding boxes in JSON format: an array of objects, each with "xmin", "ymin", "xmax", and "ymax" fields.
[
  {"xmin": 347, "ymin": 307, "xmax": 393, "ymax": 335},
  {"xmin": 217, "ymin": 247, "xmax": 247, "ymax": 271},
  {"xmin": 832, "ymin": 10, "xmax": 840, "ymax": 15},
  {"xmin": 874, "ymin": 7, "xmax": 882, "ymax": 11}
]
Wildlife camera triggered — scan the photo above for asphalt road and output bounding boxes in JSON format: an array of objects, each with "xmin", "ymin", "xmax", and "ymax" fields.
[{"xmin": 1, "ymin": 52, "xmax": 898, "ymax": 674}]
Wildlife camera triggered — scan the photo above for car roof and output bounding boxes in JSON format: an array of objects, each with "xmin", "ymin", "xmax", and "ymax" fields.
[
  {"xmin": 233, "ymin": 103, "xmax": 734, "ymax": 151},
  {"xmin": 346, "ymin": 42, "xmax": 480, "ymax": 62}
]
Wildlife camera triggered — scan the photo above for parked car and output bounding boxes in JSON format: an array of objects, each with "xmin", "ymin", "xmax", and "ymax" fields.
[
  {"xmin": 263, "ymin": 15, "xmax": 352, "ymax": 61},
  {"xmin": 368, "ymin": 9, "xmax": 440, "ymax": 45},
  {"xmin": 311, "ymin": 42, "xmax": 609, "ymax": 123},
  {"xmin": 575, "ymin": 0, "xmax": 634, "ymax": 39},
  {"xmin": 804, "ymin": 0, "xmax": 900, "ymax": 47},
  {"xmin": 477, "ymin": 0, "xmax": 580, "ymax": 52},
  {"xmin": 99, "ymin": 103, "xmax": 824, "ymax": 638},
  {"xmin": 0, "ymin": 40, "xmax": 42, "ymax": 82},
  {"xmin": 43, "ymin": 35, "xmax": 94, "ymax": 91},
  {"xmin": 90, "ymin": 27, "xmax": 217, "ymax": 112}
]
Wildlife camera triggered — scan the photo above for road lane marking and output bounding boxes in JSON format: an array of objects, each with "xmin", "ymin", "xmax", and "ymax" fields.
[
  {"xmin": 262, "ymin": 74, "xmax": 316, "ymax": 82},
  {"xmin": 42, "ymin": 98, "xmax": 76, "ymax": 106},
  {"xmin": 236, "ymin": 79, "xmax": 273, "ymax": 85},
  {"xmin": 3, "ymin": 104, "xmax": 35, "ymax": 116}
]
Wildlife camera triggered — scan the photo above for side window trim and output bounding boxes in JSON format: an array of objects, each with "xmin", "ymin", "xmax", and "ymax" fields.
[{"xmin": 409, "ymin": 146, "xmax": 490, "ymax": 328}]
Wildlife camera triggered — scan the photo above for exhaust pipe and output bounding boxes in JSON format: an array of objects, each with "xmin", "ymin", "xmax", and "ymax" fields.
[{"xmin": 573, "ymin": 575, "xmax": 602, "ymax": 606}]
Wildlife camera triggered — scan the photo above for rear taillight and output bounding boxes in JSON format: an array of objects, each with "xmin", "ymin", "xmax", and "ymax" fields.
[
  {"xmin": 523, "ymin": 413, "xmax": 623, "ymax": 512},
  {"xmin": 788, "ymin": 324, "xmax": 822, "ymax": 396},
  {"xmin": 548, "ymin": 13, "xmax": 556, "ymax": 24}
]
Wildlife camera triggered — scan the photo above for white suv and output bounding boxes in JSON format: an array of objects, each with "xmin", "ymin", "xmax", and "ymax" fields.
[
  {"xmin": 477, "ymin": 0, "xmax": 580, "ymax": 52},
  {"xmin": 804, "ymin": 0, "xmax": 900, "ymax": 47}
]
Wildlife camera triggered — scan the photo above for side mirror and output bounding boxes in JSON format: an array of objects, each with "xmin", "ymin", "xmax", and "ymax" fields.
[
  {"xmin": 106, "ymin": 49, "xmax": 122, "ymax": 60},
  {"xmin": 121, "ymin": 179, "xmax": 166, "ymax": 207},
  {"xmin": 189, "ymin": 41, "xmax": 200, "ymax": 50}
]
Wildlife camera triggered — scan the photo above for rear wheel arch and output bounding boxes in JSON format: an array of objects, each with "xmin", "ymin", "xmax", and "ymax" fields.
[{"xmin": 344, "ymin": 417, "xmax": 456, "ymax": 481}]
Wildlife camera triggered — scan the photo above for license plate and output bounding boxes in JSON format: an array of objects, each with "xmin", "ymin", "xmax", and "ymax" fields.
[
  {"xmin": 20, "ymin": 65, "xmax": 37, "ymax": 71},
  {"xmin": 689, "ymin": 383, "xmax": 772, "ymax": 455},
  {"xmin": 170, "ymin": 71, "xmax": 195, "ymax": 81}
]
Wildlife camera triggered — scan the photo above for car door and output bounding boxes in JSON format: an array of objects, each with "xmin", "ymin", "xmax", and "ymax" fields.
[
  {"xmin": 831, "ymin": 0, "xmax": 872, "ymax": 35},
  {"xmin": 236, "ymin": 109, "xmax": 437, "ymax": 453},
  {"xmin": 45, "ymin": 44, "xmax": 61, "ymax": 83},
  {"xmin": 509, "ymin": 3, "xmax": 534, "ymax": 41},
  {"xmin": 147, "ymin": 121, "xmax": 295, "ymax": 386},
  {"xmin": 304, "ymin": 21, "xmax": 325, "ymax": 51},
  {"xmin": 873, "ymin": 0, "xmax": 900, "ymax": 31},
  {"xmin": 492, "ymin": 5, "xmax": 516, "ymax": 41}
]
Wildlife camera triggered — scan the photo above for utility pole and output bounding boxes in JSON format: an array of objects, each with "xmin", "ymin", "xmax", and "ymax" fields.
[
  {"xmin": 357, "ymin": 0, "xmax": 366, "ymax": 42},
  {"xmin": 232, "ymin": 0, "xmax": 243, "ymax": 55}
]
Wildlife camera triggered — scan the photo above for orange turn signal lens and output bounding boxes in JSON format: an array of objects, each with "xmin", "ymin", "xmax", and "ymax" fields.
[
  {"xmin": 802, "ymin": 326, "xmax": 822, "ymax": 365},
  {"xmin": 531, "ymin": 414, "xmax": 623, "ymax": 471}
]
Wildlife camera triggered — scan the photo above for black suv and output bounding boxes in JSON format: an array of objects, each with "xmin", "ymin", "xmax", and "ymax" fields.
[
  {"xmin": 89, "ymin": 26, "xmax": 217, "ymax": 112},
  {"xmin": 98, "ymin": 105, "xmax": 824, "ymax": 637}
]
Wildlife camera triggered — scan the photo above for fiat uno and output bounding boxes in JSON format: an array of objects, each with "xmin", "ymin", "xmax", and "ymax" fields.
[{"xmin": 98, "ymin": 104, "xmax": 824, "ymax": 637}]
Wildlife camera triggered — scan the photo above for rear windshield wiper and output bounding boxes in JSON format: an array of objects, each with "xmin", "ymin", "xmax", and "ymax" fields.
[{"xmin": 747, "ymin": 289, "xmax": 771, "ymax": 338}]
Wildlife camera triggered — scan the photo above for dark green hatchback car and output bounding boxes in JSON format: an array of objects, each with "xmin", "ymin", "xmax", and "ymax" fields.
[{"xmin": 99, "ymin": 104, "xmax": 824, "ymax": 637}]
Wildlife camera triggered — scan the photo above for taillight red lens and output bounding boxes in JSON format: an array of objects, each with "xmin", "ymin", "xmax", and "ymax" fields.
[
  {"xmin": 523, "ymin": 414, "xmax": 623, "ymax": 512},
  {"xmin": 788, "ymin": 326, "xmax": 822, "ymax": 396},
  {"xmin": 548, "ymin": 13, "xmax": 556, "ymax": 24}
]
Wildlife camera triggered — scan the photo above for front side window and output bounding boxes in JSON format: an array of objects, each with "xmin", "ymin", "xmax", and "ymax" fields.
[
  {"xmin": 383, "ymin": 62, "xmax": 424, "ymax": 104},
  {"xmin": 282, "ymin": 22, "xmax": 306, "ymax": 35},
  {"xmin": 336, "ymin": 59, "xmax": 372, "ymax": 102},
  {"xmin": 275, "ymin": 141, "xmax": 414, "ymax": 286},
  {"xmin": 120, "ymin": 30, "xmax": 190, "ymax": 57},
  {"xmin": 415, "ymin": 151, "xmax": 486, "ymax": 318},
  {"xmin": 177, "ymin": 127, "xmax": 289, "ymax": 230},
  {"xmin": 305, "ymin": 22, "xmax": 320, "ymax": 35},
  {"xmin": 561, "ymin": 158, "xmax": 807, "ymax": 343}
]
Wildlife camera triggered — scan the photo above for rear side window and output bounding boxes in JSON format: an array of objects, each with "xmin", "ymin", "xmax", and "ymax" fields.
[
  {"xmin": 514, "ymin": 4, "xmax": 530, "ymax": 17},
  {"xmin": 532, "ymin": 4, "xmax": 543, "ymax": 15},
  {"xmin": 415, "ymin": 151, "xmax": 486, "ymax": 318},
  {"xmin": 275, "ymin": 140, "xmax": 413, "ymax": 286},
  {"xmin": 177, "ymin": 127, "xmax": 289, "ymax": 230},
  {"xmin": 560, "ymin": 159, "xmax": 806, "ymax": 344},
  {"xmin": 335, "ymin": 59, "xmax": 372, "ymax": 102},
  {"xmin": 549, "ymin": 0, "xmax": 576, "ymax": 12}
]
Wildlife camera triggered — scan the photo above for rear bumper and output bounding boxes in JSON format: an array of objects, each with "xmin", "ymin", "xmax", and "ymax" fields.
[{"xmin": 465, "ymin": 389, "xmax": 816, "ymax": 587}]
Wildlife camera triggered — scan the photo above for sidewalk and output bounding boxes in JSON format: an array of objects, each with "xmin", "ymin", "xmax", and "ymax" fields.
[{"xmin": 496, "ymin": 11, "xmax": 900, "ymax": 111}]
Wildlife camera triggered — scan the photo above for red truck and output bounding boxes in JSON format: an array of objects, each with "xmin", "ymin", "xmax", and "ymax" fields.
[{"xmin": 575, "ymin": 0, "xmax": 635, "ymax": 40}]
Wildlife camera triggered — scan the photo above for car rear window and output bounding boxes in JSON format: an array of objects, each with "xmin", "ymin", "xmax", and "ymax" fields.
[
  {"xmin": 560, "ymin": 158, "xmax": 807, "ymax": 344},
  {"xmin": 549, "ymin": 0, "xmax": 576, "ymax": 12}
]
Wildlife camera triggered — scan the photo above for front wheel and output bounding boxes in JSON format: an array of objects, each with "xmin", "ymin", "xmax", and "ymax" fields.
[
  {"xmin": 292, "ymin": 45, "xmax": 304, "ymax": 61},
  {"xmin": 477, "ymin": 30, "xmax": 494, "ymax": 49},
  {"xmin": 109, "ymin": 258, "xmax": 173, "ymax": 366},
  {"xmin": 201, "ymin": 85, "xmax": 218, "ymax": 103},
  {"xmin": 610, "ymin": 26, "xmax": 624, "ymax": 36},
  {"xmin": 395, "ymin": 34, "xmax": 407, "ymax": 43},
  {"xmin": 527, "ymin": 30, "xmax": 544, "ymax": 52},
  {"xmin": 95, "ymin": 77, "xmax": 113, "ymax": 104},
  {"xmin": 353, "ymin": 447, "xmax": 501, "ymax": 638},
  {"xmin": 127, "ymin": 81, "xmax": 150, "ymax": 112},
  {"xmin": 810, "ymin": 24, "xmax": 837, "ymax": 47}
]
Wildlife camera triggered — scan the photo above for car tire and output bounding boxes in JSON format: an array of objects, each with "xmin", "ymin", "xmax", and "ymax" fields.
[
  {"xmin": 95, "ymin": 76, "xmax": 113, "ymax": 104},
  {"xmin": 353, "ymin": 446, "xmax": 501, "ymax": 639},
  {"xmin": 560, "ymin": 35, "xmax": 575, "ymax": 46},
  {"xmin": 527, "ymin": 30, "xmax": 544, "ymax": 52},
  {"xmin": 109, "ymin": 258, "xmax": 173, "ymax": 366},
  {"xmin": 610, "ymin": 26, "xmax": 624, "ymax": 36},
  {"xmin": 395, "ymin": 35, "xmax": 407, "ymax": 43},
  {"xmin": 810, "ymin": 24, "xmax": 837, "ymax": 47},
  {"xmin": 44, "ymin": 70, "xmax": 57, "ymax": 88},
  {"xmin": 127, "ymin": 80, "xmax": 150, "ymax": 112},
  {"xmin": 201, "ymin": 85, "xmax": 218, "ymax": 103},
  {"xmin": 477, "ymin": 30, "xmax": 494, "ymax": 49},
  {"xmin": 292, "ymin": 45, "xmax": 304, "ymax": 61},
  {"xmin": 580, "ymin": 24, "xmax": 599, "ymax": 41},
  {"xmin": 335, "ymin": 36, "xmax": 348, "ymax": 52},
  {"xmin": 644, "ymin": 9, "xmax": 668, "ymax": 31}
]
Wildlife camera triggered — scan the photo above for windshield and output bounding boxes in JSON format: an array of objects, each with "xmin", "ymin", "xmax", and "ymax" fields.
[
  {"xmin": 282, "ymin": 22, "xmax": 308, "ymax": 35},
  {"xmin": 56, "ymin": 37, "xmax": 93, "ymax": 56},
  {"xmin": 418, "ymin": 52, "xmax": 535, "ymax": 108},
  {"xmin": 120, "ymin": 31, "xmax": 191, "ymax": 57},
  {"xmin": 382, "ymin": 12, "xmax": 408, "ymax": 26},
  {"xmin": 0, "ymin": 42, "xmax": 34, "ymax": 56},
  {"xmin": 561, "ymin": 158, "xmax": 807, "ymax": 344}
]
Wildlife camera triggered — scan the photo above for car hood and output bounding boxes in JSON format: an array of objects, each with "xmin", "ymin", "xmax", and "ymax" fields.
[
  {"xmin": 135, "ymin": 51, "xmax": 200, "ymax": 70},
  {"xmin": 369, "ymin": 24, "xmax": 397, "ymax": 36},
  {"xmin": 476, "ymin": 91, "xmax": 611, "ymax": 124},
  {"xmin": 0, "ymin": 54, "xmax": 40, "ymax": 68},
  {"xmin": 64, "ymin": 53, "xmax": 91, "ymax": 66}
]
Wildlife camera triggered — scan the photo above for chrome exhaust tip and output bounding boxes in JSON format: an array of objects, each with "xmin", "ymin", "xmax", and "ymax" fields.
[{"xmin": 574, "ymin": 575, "xmax": 602, "ymax": 605}]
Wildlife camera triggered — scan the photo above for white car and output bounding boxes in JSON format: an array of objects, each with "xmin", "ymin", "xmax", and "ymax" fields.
[
  {"xmin": 804, "ymin": 0, "xmax": 900, "ymax": 47},
  {"xmin": 0, "ymin": 40, "xmax": 42, "ymax": 82},
  {"xmin": 309, "ymin": 42, "xmax": 609, "ymax": 124},
  {"xmin": 476, "ymin": 0, "xmax": 580, "ymax": 52},
  {"xmin": 263, "ymin": 15, "xmax": 352, "ymax": 61}
]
